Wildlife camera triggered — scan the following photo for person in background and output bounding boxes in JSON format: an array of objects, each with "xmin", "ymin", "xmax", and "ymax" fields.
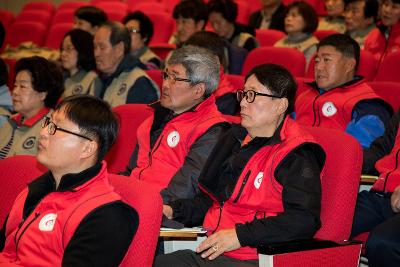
[
  {"xmin": 274, "ymin": 1, "xmax": 319, "ymax": 68},
  {"xmin": 351, "ymin": 109, "xmax": 400, "ymax": 267},
  {"xmin": 0, "ymin": 56, "xmax": 64, "ymax": 159},
  {"xmin": 169, "ymin": 0, "xmax": 208, "ymax": 47},
  {"xmin": 155, "ymin": 64, "xmax": 325, "ymax": 266},
  {"xmin": 93, "ymin": 21, "xmax": 159, "ymax": 108},
  {"xmin": 184, "ymin": 31, "xmax": 240, "ymax": 115},
  {"xmin": 364, "ymin": 0, "xmax": 400, "ymax": 62},
  {"xmin": 0, "ymin": 95, "xmax": 138, "ymax": 266},
  {"xmin": 74, "ymin": 6, "xmax": 108, "ymax": 35},
  {"xmin": 60, "ymin": 29, "xmax": 102, "ymax": 98},
  {"xmin": 123, "ymin": 45, "xmax": 228, "ymax": 204},
  {"xmin": 318, "ymin": 0, "xmax": 346, "ymax": 33},
  {"xmin": 344, "ymin": 0, "xmax": 378, "ymax": 48},
  {"xmin": 207, "ymin": 0, "xmax": 259, "ymax": 51},
  {"xmin": 123, "ymin": 11, "xmax": 161, "ymax": 70},
  {"xmin": 249, "ymin": 0, "xmax": 287, "ymax": 32},
  {"xmin": 295, "ymin": 34, "xmax": 392, "ymax": 148}
]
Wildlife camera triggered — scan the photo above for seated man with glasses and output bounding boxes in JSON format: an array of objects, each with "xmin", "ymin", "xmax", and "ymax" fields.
[
  {"xmin": 0, "ymin": 95, "xmax": 138, "ymax": 266},
  {"xmin": 156, "ymin": 63, "xmax": 325, "ymax": 266},
  {"xmin": 121, "ymin": 45, "xmax": 228, "ymax": 205}
]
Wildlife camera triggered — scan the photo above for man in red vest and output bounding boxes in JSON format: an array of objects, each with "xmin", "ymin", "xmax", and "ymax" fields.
[
  {"xmin": 122, "ymin": 45, "xmax": 228, "ymax": 204},
  {"xmin": 351, "ymin": 110, "xmax": 400, "ymax": 267},
  {"xmin": 0, "ymin": 95, "xmax": 138, "ymax": 266},
  {"xmin": 295, "ymin": 34, "xmax": 392, "ymax": 148}
]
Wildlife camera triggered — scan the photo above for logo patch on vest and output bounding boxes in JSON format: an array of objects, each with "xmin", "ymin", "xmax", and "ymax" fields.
[
  {"xmin": 39, "ymin": 213, "xmax": 57, "ymax": 232},
  {"xmin": 321, "ymin": 102, "xmax": 337, "ymax": 117},
  {"xmin": 254, "ymin": 172, "xmax": 264, "ymax": 189},
  {"xmin": 72, "ymin": 85, "xmax": 83, "ymax": 95},
  {"xmin": 22, "ymin": 136, "xmax": 36, "ymax": 149},
  {"xmin": 117, "ymin": 84, "xmax": 127, "ymax": 95},
  {"xmin": 167, "ymin": 131, "xmax": 180, "ymax": 148}
]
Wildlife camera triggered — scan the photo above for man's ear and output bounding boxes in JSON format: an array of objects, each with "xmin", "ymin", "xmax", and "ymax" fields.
[
  {"xmin": 345, "ymin": 57, "xmax": 357, "ymax": 75},
  {"xmin": 81, "ymin": 140, "xmax": 98, "ymax": 159},
  {"xmin": 115, "ymin": 41, "xmax": 125, "ymax": 57},
  {"xmin": 193, "ymin": 82, "xmax": 206, "ymax": 99},
  {"xmin": 275, "ymin": 98, "xmax": 289, "ymax": 116}
]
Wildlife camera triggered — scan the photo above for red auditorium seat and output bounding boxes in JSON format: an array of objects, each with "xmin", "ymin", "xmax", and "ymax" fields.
[
  {"xmin": 58, "ymin": 1, "xmax": 89, "ymax": 11},
  {"xmin": 245, "ymin": 0, "xmax": 262, "ymax": 13},
  {"xmin": 16, "ymin": 10, "xmax": 53, "ymax": 25},
  {"xmin": 51, "ymin": 9, "xmax": 75, "ymax": 25},
  {"xmin": 374, "ymin": 52, "xmax": 400, "ymax": 82},
  {"xmin": 22, "ymin": 1, "xmax": 55, "ymax": 14},
  {"xmin": 126, "ymin": 0, "xmax": 159, "ymax": 10},
  {"xmin": 256, "ymin": 29, "xmax": 286, "ymax": 47},
  {"xmin": 306, "ymin": 49, "xmax": 378, "ymax": 81},
  {"xmin": 241, "ymin": 47, "xmax": 306, "ymax": 77},
  {"xmin": 90, "ymin": 0, "xmax": 123, "ymax": 5},
  {"xmin": 0, "ymin": 9, "xmax": 15, "ymax": 31},
  {"xmin": 161, "ymin": 0, "xmax": 181, "ymax": 13},
  {"xmin": 235, "ymin": 0, "xmax": 251, "ymax": 25},
  {"xmin": 149, "ymin": 43, "xmax": 176, "ymax": 60},
  {"xmin": 146, "ymin": 70, "xmax": 163, "ymax": 89},
  {"xmin": 368, "ymin": 81, "xmax": 400, "ymax": 111},
  {"xmin": 95, "ymin": 2, "xmax": 128, "ymax": 22},
  {"xmin": 225, "ymin": 74, "xmax": 245, "ymax": 90},
  {"xmin": 45, "ymin": 23, "xmax": 74, "ymax": 50},
  {"xmin": 130, "ymin": 2, "xmax": 169, "ymax": 13},
  {"xmin": 5, "ymin": 21, "xmax": 47, "ymax": 47},
  {"xmin": 314, "ymin": 29, "xmax": 339, "ymax": 41},
  {"xmin": 146, "ymin": 12, "xmax": 175, "ymax": 44}
]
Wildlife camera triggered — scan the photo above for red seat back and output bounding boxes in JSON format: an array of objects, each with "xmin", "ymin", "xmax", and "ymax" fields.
[
  {"xmin": 58, "ymin": 1, "xmax": 89, "ymax": 11},
  {"xmin": 374, "ymin": 52, "xmax": 400, "ymax": 82},
  {"xmin": 146, "ymin": 12, "xmax": 175, "ymax": 44},
  {"xmin": 256, "ymin": 29, "xmax": 286, "ymax": 47},
  {"xmin": 242, "ymin": 47, "xmax": 306, "ymax": 77},
  {"xmin": 95, "ymin": 2, "xmax": 128, "ymax": 22},
  {"xmin": 45, "ymin": 23, "xmax": 74, "ymax": 49},
  {"xmin": 146, "ymin": 69, "xmax": 163, "ymax": 89},
  {"xmin": 225, "ymin": 74, "xmax": 245, "ymax": 90},
  {"xmin": 368, "ymin": 81, "xmax": 400, "ymax": 111},
  {"xmin": 149, "ymin": 43, "xmax": 176, "ymax": 60},
  {"xmin": 5, "ymin": 21, "xmax": 47, "ymax": 47},
  {"xmin": 52, "ymin": 9, "xmax": 75, "ymax": 24},
  {"xmin": 22, "ymin": 2, "xmax": 55, "ymax": 14},
  {"xmin": 0, "ymin": 155, "xmax": 47, "ymax": 226},
  {"xmin": 16, "ymin": 10, "xmax": 53, "ymax": 25},
  {"xmin": 130, "ymin": 2, "xmax": 169, "ymax": 13},
  {"xmin": 108, "ymin": 174, "xmax": 162, "ymax": 267},
  {"xmin": 105, "ymin": 104, "xmax": 153, "ymax": 174},
  {"xmin": 313, "ymin": 29, "xmax": 339, "ymax": 41}
]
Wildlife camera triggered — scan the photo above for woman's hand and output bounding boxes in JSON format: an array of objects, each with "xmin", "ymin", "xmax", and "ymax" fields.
[
  {"xmin": 196, "ymin": 228, "xmax": 241, "ymax": 260},
  {"xmin": 163, "ymin": 205, "xmax": 173, "ymax": 219}
]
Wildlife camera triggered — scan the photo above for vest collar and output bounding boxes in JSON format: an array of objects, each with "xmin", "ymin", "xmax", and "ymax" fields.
[
  {"xmin": 307, "ymin": 76, "xmax": 365, "ymax": 93},
  {"xmin": 12, "ymin": 107, "xmax": 50, "ymax": 127}
]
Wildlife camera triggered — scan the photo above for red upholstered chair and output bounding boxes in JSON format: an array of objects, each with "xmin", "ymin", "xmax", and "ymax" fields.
[
  {"xmin": 105, "ymin": 104, "xmax": 153, "ymax": 174},
  {"xmin": 22, "ymin": 1, "xmax": 55, "ymax": 14},
  {"xmin": 235, "ymin": 0, "xmax": 251, "ymax": 25},
  {"xmin": 5, "ymin": 21, "xmax": 47, "ymax": 47},
  {"xmin": 51, "ymin": 9, "xmax": 75, "ymax": 24},
  {"xmin": 313, "ymin": 29, "xmax": 339, "ymax": 41},
  {"xmin": 0, "ymin": 155, "xmax": 47, "ymax": 226},
  {"xmin": 306, "ymin": 50, "xmax": 378, "ymax": 81},
  {"xmin": 146, "ymin": 12, "xmax": 175, "ymax": 44},
  {"xmin": 16, "ymin": 10, "xmax": 53, "ymax": 25},
  {"xmin": 161, "ymin": 0, "xmax": 181, "ymax": 13},
  {"xmin": 149, "ymin": 43, "xmax": 176, "ymax": 60},
  {"xmin": 146, "ymin": 69, "xmax": 163, "ymax": 89},
  {"xmin": 256, "ymin": 29, "xmax": 286, "ymax": 47},
  {"xmin": 225, "ymin": 74, "xmax": 245, "ymax": 90},
  {"xmin": 368, "ymin": 81, "xmax": 400, "ymax": 111},
  {"xmin": 91, "ymin": 0, "xmax": 123, "ymax": 4},
  {"xmin": 374, "ymin": 52, "xmax": 400, "ymax": 82},
  {"xmin": 95, "ymin": 2, "xmax": 128, "ymax": 22},
  {"xmin": 45, "ymin": 23, "xmax": 74, "ymax": 49},
  {"xmin": 108, "ymin": 174, "xmax": 162, "ymax": 267},
  {"xmin": 130, "ymin": 2, "xmax": 169, "ymax": 13},
  {"xmin": 58, "ymin": 1, "xmax": 89, "ymax": 11},
  {"xmin": 241, "ymin": 47, "xmax": 306, "ymax": 77},
  {"xmin": 258, "ymin": 127, "xmax": 363, "ymax": 266},
  {"xmin": 0, "ymin": 9, "xmax": 15, "ymax": 31}
]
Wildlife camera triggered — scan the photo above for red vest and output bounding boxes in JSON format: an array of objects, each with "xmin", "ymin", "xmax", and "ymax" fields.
[
  {"xmin": 130, "ymin": 95, "xmax": 226, "ymax": 190},
  {"xmin": 364, "ymin": 22, "xmax": 400, "ymax": 62},
  {"xmin": 202, "ymin": 118, "xmax": 323, "ymax": 260},
  {"xmin": 0, "ymin": 162, "xmax": 120, "ymax": 266},
  {"xmin": 295, "ymin": 80, "xmax": 381, "ymax": 130},
  {"xmin": 373, "ymin": 129, "xmax": 400, "ymax": 192}
]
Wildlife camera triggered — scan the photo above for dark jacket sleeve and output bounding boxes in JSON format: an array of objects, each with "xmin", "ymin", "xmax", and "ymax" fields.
[
  {"xmin": 362, "ymin": 110, "xmax": 400, "ymax": 174},
  {"xmin": 235, "ymin": 143, "xmax": 325, "ymax": 247},
  {"xmin": 216, "ymin": 93, "xmax": 240, "ymax": 115},
  {"xmin": 160, "ymin": 123, "xmax": 229, "ymax": 204},
  {"xmin": 62, "ymin": 202, "xmax": 138, "ymax": 267},
  {"xmin": 126, "ymin": 76, "xmax": 158, "ymax": 104}
]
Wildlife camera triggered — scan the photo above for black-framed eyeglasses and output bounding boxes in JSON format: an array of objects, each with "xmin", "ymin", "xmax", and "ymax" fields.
[
  {"xmin": 236, "ymin": 89, "xmax": 283, "ymax": 103},
  {"xmin": 41, "ymin": 117, "xmax": 93, "ymax": 141},
  {"xmin": 161, "ymin": 71, "xmax": 192, "ymax": 84}
]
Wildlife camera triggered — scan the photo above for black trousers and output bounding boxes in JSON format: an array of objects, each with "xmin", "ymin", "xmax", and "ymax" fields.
[
  {"xmin": 154, "ymin": 249, "xmax": 258, "ymax": 267},
  {"xmin": 351, "ymin": 190, "xmax": 400, "ymax": 267}
]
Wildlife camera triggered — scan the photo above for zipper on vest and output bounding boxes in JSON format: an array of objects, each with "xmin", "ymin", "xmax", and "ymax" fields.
[
  {"xmin": 382, "ymin": 148, "xmax": 400, "ymax": 192},
  {"xmin": 15, "ymin": 212, "xmax": 40, "ymax": 259},
  {"xmin": 211, "ymin": 203, "xmax": 224, "ymax": 234},
  {"xmin": 233, "ymin": 171, "xmax": 251, "ymax": 203},
  {"xmin": 138, "ymin": 134, "xmax": 163, "ymax": 180},
  {"xmin": 312, "ymin": 94, "xmax": 321, "ymax": 126}
]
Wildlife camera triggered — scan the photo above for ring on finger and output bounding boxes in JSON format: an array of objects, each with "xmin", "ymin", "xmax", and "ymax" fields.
[{"xmin": 212, "ymin": 245, "xmax": 219, "ymax": 252}]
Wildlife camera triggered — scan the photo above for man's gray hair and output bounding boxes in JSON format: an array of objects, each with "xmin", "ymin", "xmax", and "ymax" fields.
[{"xmin": 168, "ymin": 45, "xmax": 220, "ymax": 96}]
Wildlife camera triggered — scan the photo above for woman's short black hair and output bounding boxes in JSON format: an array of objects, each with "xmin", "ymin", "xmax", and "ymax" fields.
[
  {"xmin": 74, "ymin": 6, "xmax": 108, "ymax": 27},
  {"xmin": 173, "ymin": 0, "xmax": 208, "ymax": 23},
  {"xmin": 245, "ymin": 64, "xmax": 297, "ymax": 115},
  {"xmin": 15, "ymin": 56, "xmax": 64, "ymax": 108},
  {"xmin": 286, "ymin": 1, "xmax": 319, "ymax": 34},
  {"xmin": 62, "ymin": 29, "xmax": 96, "ymax": 71},
  {"xmin": 56, "ymin": 95, "xmax": 119, "ymax": 162},
  {"xmin": 123, "ymin": 11, "xmax": 154, "ymax": 46},
  {"xmin": 207, "ymin": 0, "xmax": 238, "ymax": 23}
]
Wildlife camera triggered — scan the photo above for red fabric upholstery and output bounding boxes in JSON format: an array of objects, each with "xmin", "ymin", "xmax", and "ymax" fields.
[
  {"xmin": 57, "ymin": 1, "xmax": 89, "ymax": 11},
  {"xmin": 225, "ymin": 74, "xmax": 245, "ymax": 91},
  {"xmin": 108, "ymin": 174, "xmax": 162, "ymax": 267},
  {"xmin": 235, "ymin": 0, "xmax": 251, "ymax": 25},
  {"xmin": 148, "ymin": 43, "xmax": 175, "ymax": 60},
  {"xmin": 368, "ymin": 81, "xmax": 400, "ymax": 111},
  {"xmin": 352, "ymin": 232, "xmax": 369, "ymax": 255},
  {"xmin": 51, "ymin": 9, "xmax": 75, "ymax": 24},
  {"xmin": 313, "ymin": 30, "xmax": 339, "ymax": 41},
  {"xmin": 90, "ymin": 0, "xmax": 123, "ymax": 5},
  {"xmin": 95, "ymin": 2, "xmax": 128, "ymax": 22},
  {"xmin": 0, "ymin": 9, "xmax": 15, "ymax": 30},
  {"xmin": 145, "ymin": 12, "xmax": 175, "ymax": 45},
  {"xmin": 161, "ymin": 0, "xmax": 181, "ymax": 13},
  {"xmin": 130, "ymin": 2, "xmax": 169, "ymax": 13},
  {"xmin": 146, "ymin": 69, "xmax": 163, "ymax": 89},
  {"xmin": 16, "ymin": 10, "xmax": 53, "ymax": 25},
  {"xmin": 306, "ymin": 49, "xmax": 378, "ymax": 81},
  {"xmin": 5, "ymin": 21, "xmax": 47, "ymax": 47},
  {"xmin": 374, "ymin": 52, "xmax": 400, "ymax": 82},
  {"xmin": 22, "ymin": 2, "xmax": 55, "ymax": 14},
  {"xmin": 45, "ymin": 23, "xmax": 73, "ymax": 49},
  {"xmin": 241, "ymin": 47, "xmax": 306, "ymax": 77},
  {"xmin": 105, "ymin": 104, "xmax": 153, "ymax": 174},
  {"xmin": 0, "ymin": 155, "xmax": 47, "ymax": 226},
  {"xmin": 256, "ymin": 29, "xmax": 286, "ymax": 47}
]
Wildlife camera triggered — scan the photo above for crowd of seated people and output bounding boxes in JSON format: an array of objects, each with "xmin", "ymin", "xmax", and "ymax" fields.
[{"xmin": 0, "ymin": 0, "xmax": 400, "ymax": 266}]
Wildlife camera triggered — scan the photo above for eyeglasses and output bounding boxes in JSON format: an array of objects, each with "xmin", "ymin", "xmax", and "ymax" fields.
[
  {"xmin": 236, "ymin": 89, "xmax": 283, "ymax": 103},
  {"xmin": 127, "ymin": 27, "xmax": 141, "ymax": 34},
  {"xmin": 41, "ymin": 117, "xmax": 93, "ymax": 141},
  {"xmin": 161, "ymin": 71, "xmax": 192, "ymax": 84}
]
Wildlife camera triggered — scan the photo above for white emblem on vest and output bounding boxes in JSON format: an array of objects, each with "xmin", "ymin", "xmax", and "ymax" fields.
[
  {"xmin": 38, "ymin": 213, "xmax": 57, "ymax": 232},
  {"xmin": 321, "ymin": 101, "xmax": 337, "ymax": 117},
  {"xmin": 254, "ymin": 172, "xmax": 264, "ymax": 189},
  {"xmin": 167, "ymin": 131, "xmax": 180, "ymax": 148}
]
